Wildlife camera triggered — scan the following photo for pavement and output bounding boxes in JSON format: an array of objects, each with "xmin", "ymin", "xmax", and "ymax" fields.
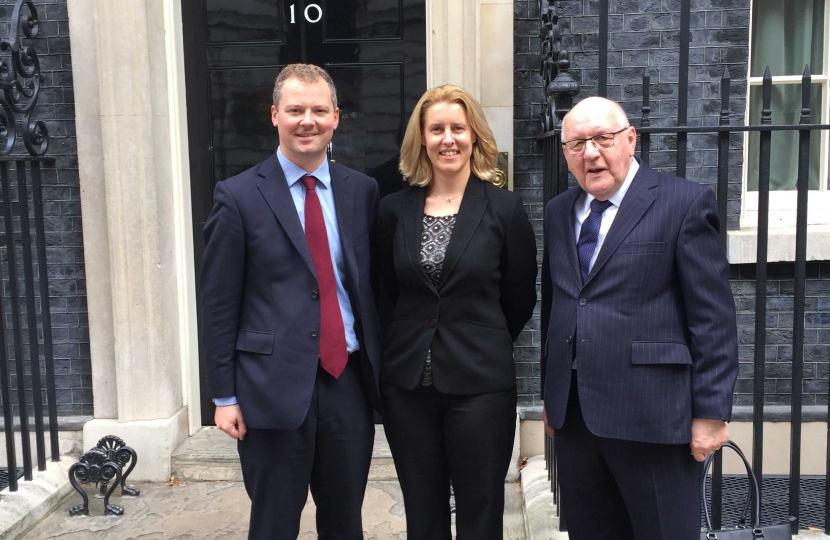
[
  {"xmin": 19, "ymin": 426, "xmax": 527, "ymax": 540},
  {"xmin": 20, "ymin": 480, "xmax": 526, "ymax": 539}
]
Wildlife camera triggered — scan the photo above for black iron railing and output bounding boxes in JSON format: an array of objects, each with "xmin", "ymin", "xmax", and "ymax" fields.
[
  {"xmin": 538, "ymin": 0, "xmax": 828, "ymax": 534},
  {"xmin": 0, "ymin": 0, "xmax": 58, "ymax": 497}
]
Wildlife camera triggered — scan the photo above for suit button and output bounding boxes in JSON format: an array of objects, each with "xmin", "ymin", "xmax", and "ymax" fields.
[
  {"xmin": 565, "ymin": 336, "xmax": 572, "ymax": 344},
  {"xmin": 429, "ymin": 319, "xmax": 436, "ymax": 328},
  {"xmin": 311, "ymin": 290, "xmax": 319, "ymax": 299},
  {"xmin": 433, "ymin": 294, "xmax": 439, "ymax": 303},
  {"xmin": 310, "ymin": 330, "xmax": 318, "ymax": 338},
  {"xmin": 578, "ymin": 298, "xmax": 587, "ymax": 306}
]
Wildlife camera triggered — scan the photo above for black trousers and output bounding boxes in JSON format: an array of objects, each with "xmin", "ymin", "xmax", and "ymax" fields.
[
  {"xmin": 237, "ymin": 354, "xmax": 374, "ymax": 540},
  {"xmin": 555, "ymin": 371, "xmax": 702, "ymax": 540},
  {"xmin": 381, "ymin": 383, "xmax": 517, "ymax": 540}
]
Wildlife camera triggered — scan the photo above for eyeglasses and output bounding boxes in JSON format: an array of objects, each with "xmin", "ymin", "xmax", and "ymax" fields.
[{"xmin": 561, "ymin": 127, "xmax": 630, "ymax": 155}]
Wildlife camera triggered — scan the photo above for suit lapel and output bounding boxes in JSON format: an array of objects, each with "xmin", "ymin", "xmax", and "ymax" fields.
[
  {"xmin": 331, "ymin": 163, "xmax": 360, "ymax": 300},
  {"xmin": 437, "ymin": 177, "xmax": 488, "ymax": 289},
  {"xmin": 256, "ymin": 154, "xmax": 315, "ymax": 276},
  {"xmin": 402, "ymin": 187, "xmax": 438, "ymax": 293},
  {"xmin": 584, "ymin": 163, "xmax": 657, "ymax": 286},
  {"xmin": 558, "ymin": 187, "xmax": 584, "ymax": 289}
]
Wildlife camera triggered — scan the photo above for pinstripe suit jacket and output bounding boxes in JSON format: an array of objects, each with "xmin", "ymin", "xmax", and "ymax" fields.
[{"xmin": 540, "ymin": 160, "xmax": 738, "ymax": 445}]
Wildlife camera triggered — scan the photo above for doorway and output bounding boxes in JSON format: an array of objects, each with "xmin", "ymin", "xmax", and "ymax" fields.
[{"xmin": 181, "ymin": 0, "xmax": 427, "ymax": 423}]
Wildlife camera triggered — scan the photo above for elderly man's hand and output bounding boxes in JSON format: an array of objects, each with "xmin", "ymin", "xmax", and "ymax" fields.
[
  {"xmin": 690, "ymin": 418, "xmax": 728, "ymax": 462},
  {"xmin": 215, "ymin": 404, "xmax": 247, "ymax": 441}
]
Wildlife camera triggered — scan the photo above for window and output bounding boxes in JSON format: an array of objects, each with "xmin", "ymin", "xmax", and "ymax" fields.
[{"xmin": 742, "ymin": 0, "xmax": 830, "ymax": 228}]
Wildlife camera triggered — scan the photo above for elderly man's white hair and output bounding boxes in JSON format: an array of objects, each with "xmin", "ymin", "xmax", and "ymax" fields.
[{"xmin": 562, "ymin": 96, "xmax": 631, "ymax": 135}]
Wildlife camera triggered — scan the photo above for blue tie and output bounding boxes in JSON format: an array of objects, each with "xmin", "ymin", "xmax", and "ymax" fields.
[{"xmin": 577, "ymin": 199, "xmax": 613, "ymax": 284}]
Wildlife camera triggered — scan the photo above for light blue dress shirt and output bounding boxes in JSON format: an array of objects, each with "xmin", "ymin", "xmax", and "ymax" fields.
[{"xmin": 214, "ymin": 148, "xmax": 358, "ymax": 407}]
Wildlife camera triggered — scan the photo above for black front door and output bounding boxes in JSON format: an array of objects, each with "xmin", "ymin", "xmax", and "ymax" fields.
[{"xmin": 182, "ymin": 0, "xmax": 426, "ymax": 423}]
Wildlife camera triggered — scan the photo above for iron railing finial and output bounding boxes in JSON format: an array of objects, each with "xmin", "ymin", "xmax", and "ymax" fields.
[
  {"xmin": 0, "ymin": 0, "xmax": 48, "ymax": 156},
  {"xmin": 539, "ymin": 0, "xmax": 580, "ymax": 132}
]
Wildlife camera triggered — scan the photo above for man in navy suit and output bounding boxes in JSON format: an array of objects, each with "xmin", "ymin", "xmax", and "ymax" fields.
[
  {"xmin": 200, "ymin": 64, "xmax": 383, "ymax": 540},
  {"xmin": 541, "ymin": 96, "xmax": 738, "ymax": 540}
]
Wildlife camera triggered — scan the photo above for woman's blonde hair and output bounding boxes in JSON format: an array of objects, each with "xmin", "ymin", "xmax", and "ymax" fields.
[{"xmin": 399, "ymin": 85, "xmax": 499, "ymax": 187}]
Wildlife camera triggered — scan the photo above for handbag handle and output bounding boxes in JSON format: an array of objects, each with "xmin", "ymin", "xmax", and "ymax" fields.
[{"xmin": 701, "ymin": 440, "xmax": 761, "ymax": 532}]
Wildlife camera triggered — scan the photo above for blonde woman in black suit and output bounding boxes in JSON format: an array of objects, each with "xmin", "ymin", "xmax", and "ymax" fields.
[{"xmin": 378, "ymin": 85, "xmax": 537, "ymax": 540}]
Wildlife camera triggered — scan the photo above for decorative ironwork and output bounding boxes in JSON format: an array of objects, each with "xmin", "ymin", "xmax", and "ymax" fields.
[
  {"xmin": 539, "ymin": 0, "xmax": 579, "ymax": 132},
  {"xmin": 95, "ymin": 436, "xmax": 140, "ymax": 497},
  {"xmin": 0, "ymin": 1, "xmax": 56, "ymax": 502},
  {"xmin": 68, "ymin": 448, "xmax": 124, "ymax": 516},
  {"xmin": 67, "ymin": 435, "xmax": 140, "ymax": 516},
  {"xmin": 0, "ymin": 0, "xmax": 49, "ymax": 156}
]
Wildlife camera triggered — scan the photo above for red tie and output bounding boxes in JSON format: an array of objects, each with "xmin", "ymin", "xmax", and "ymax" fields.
[{"xmin": 302, "ymin": 175, "xmax": 348, "ymax": 378}]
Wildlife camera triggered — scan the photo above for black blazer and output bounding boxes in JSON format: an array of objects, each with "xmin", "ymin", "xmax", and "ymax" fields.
[
  {"xmin": 378, "ymin": 176, "xmax": 537, "ymax": 394},
  {"xmin": 200, "ymin": 153, "xmax": 383, "ymax": 430},
  {"xmin": 540, "ymin": 160, "xmax": 738, "ymax": 444}
]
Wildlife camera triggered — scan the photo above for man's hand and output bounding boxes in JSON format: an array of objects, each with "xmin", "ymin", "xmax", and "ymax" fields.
[
  {"xmin": 542, "ymin": 407, "xmax": 554, "ymax": 438},
  {"xmin": 690, "ymin": 418, "xmax": 728, "ymax": 462},
  {"xmin": 215, "ymin": 404, "xmax": 247, "ymax": 440}
]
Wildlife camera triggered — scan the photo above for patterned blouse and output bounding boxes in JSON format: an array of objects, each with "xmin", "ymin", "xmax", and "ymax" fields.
[{"xmin": 419, "ymin": 213, "xmax": 457, "ymax": 386}]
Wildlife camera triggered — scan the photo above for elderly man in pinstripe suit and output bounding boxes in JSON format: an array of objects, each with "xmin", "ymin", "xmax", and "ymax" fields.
[{"xmin": 540, "ymin": 96, "xmax": 738, "ymax": 540}]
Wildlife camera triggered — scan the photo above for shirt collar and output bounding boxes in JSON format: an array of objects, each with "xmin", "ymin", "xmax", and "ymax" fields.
[
  {"xmin": 276, "ymin": 147, "xmax": 332, "ymax": 190},
  {"xmin": 582, "ymin": 157, "xmax": 639, "ymax": 210}
]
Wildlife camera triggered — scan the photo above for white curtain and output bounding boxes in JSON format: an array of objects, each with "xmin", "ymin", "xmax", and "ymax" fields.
[{"xmin": 748, "ymin": 0, "xmax": 824, "ymax": 191}]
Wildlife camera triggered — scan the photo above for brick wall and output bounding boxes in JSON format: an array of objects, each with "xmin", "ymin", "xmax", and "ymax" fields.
[
  {"xmin": 514, "ymin": 0, "xmax": 545, "ymax": 407},
  {"xmin": 731, "ymin": 263, "xmax": 830, "ymax": 408},
  {"xmin": 548, "ymin": 0, "xmax": 750, "ymax": 229},
  {"xmin": 0, "ymin": 0, "xmax": 90, "ymax": 417}
]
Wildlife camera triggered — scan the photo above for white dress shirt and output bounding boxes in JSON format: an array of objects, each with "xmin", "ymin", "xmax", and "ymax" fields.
[{"xmin": 573, "ymin": 158, "xmax": 640, "ymax": 273}]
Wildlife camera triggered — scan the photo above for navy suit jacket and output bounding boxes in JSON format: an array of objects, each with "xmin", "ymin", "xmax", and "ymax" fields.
[
  {"xmin": 200, "ymin": 153, "xmax": 383, "ymax": 430},
  {"xmin": 541, "ymin": 160, "xmax": 738, "ymax": 445}
]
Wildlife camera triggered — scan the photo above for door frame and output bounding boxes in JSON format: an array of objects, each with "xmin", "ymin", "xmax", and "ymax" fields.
[{"xmin": 181, "ymin": 0, "xmax": 215, "ymax": 427}]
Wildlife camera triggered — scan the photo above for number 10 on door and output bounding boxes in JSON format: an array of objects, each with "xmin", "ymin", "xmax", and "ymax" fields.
[{"xmin": 289, "ymin": 4, "xmax": 322, "ymax": 24}]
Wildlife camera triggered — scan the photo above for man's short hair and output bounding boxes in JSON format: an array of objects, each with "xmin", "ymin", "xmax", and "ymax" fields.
[{"xmin": 272, "ymin": 64, "xmax": 338, "ymax": 109}]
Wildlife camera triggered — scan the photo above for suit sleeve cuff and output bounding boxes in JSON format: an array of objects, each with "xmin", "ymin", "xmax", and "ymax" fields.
[{"xmin": 213, "ymin": 396, "xmax": 238, "ymax": 406}]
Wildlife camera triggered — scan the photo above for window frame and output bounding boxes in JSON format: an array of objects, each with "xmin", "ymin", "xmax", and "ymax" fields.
[{"xmin": 741, "ymin": 0, "xmax": 830, "ymax": 229}]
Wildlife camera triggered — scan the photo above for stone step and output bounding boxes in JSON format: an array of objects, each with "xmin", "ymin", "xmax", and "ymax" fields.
[
  {"xmin": 171, "ymin": 425, "xmax": 397, "ymax": 483},
  {"xmin": 520, "ymin": 455, "xmax": 566, "ymax": 540}
]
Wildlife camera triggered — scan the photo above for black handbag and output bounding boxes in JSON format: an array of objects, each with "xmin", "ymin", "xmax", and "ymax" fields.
[{"xmin": 700, "ymin": 440, "xmax": 794, "ymax": 539}]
